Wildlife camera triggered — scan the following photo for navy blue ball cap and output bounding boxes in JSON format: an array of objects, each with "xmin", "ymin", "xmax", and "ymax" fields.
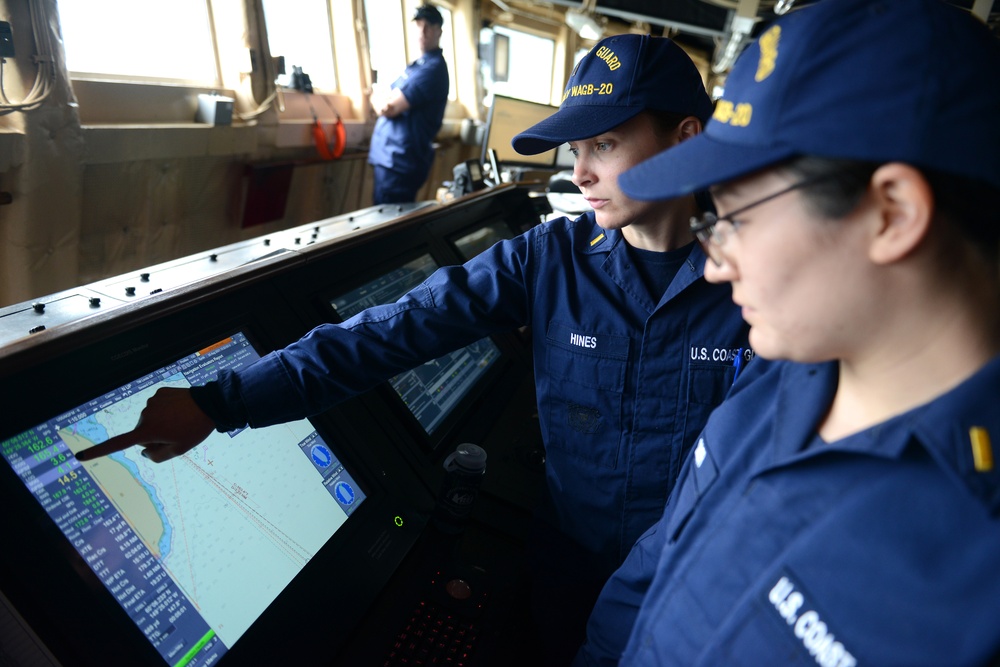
[
  {"xmin": 511, "ymin": 34, "xmax": 713, "ymax": 155},
  {"xmin": 620, "ymin": 0, "xmax": 1000, "ymax": 201},
  {"xmin": 413, "ymin": 4, "xmax": 443, "ymax": 26}
]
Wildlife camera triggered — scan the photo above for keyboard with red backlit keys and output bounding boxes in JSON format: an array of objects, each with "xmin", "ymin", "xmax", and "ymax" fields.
[{"xmin": 383, "ymin": 569, "xmax": 488, "ymax": 666}]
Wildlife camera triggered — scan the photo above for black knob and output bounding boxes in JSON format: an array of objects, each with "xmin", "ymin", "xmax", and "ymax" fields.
[
  {"xmin": 89, "ymin": 297, "xmax": 101, "ymax": 307},
  {"xmin": 32, "ymin": 302, "xmax": 45, "ymax": 313},
  {"xmin": 125, "ymin": 286, "xmax": 136, "ymax": 296},
  {"xmin": 140, "ymin": 273, "xmax": 150, "ymax": 281}
]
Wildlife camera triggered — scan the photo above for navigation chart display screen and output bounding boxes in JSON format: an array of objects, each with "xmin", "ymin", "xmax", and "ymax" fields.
[
  {"xmin": 0, "ymin": 331, "xmax": 366, "ymax": 667},
  {"xmin": 331, "ymin": 253, "xmax": 501, "ymax": 435}
]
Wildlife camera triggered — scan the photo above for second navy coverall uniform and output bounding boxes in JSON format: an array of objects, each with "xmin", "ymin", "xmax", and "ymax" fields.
[
  {"xmin": 577, "ymin": 356, "xmax": 1000, "ymax": 666},
  {"xmin": 198, "ymin": 211, "xmax": 750, "ymax": 578}
]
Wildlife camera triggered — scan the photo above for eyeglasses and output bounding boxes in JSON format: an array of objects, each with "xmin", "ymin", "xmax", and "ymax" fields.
[{"xmin": 690, "ymin": 172, "xmax": 839, "ymax": 266}]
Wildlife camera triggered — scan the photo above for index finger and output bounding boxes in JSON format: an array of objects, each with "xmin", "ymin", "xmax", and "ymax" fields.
[{"xmin": 74, "ymin": 430, "xmax": 142, "ymax": 461}]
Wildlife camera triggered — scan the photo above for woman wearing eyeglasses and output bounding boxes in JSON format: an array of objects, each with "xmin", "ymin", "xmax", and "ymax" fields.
[{"xmin": 575, "ymin": 0, "xmax": 1000, "ymax": 665}]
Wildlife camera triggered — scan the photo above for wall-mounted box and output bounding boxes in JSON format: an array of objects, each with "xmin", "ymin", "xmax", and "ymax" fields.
[{"xmin": 196, "ymin": 94, "xmax": 234, "ymax": 126}]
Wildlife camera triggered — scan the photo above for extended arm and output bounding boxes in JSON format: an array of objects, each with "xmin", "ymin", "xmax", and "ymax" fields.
[{"xmin": 75, "ymin": 234, "xmax": 534, "ymax": 462}]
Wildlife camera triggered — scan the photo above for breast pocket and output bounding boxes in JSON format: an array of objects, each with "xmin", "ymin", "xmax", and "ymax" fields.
[
  {"xmin": 681, "ymin": 360, "xmax": 737, "ymax": 464},
  {"xmin": 542, "ymin": 321, "xmax": 630, "ymax": 469}
]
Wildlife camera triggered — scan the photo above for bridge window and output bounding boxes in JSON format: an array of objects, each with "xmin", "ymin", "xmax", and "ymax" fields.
[
  {"xmin": 364, "ymin": 0, "xmax": 407, "ymax": 90},
  {"xmin": 484, "ymin": 27, "xmax": 554, "ymax": 105},
  {"xmin": 262, "ymin": 0, "xmax": 338, "ymax": 91},
  {"xmin": 57, "ymin": 0, "xmax": 219, "ymax": 85}
]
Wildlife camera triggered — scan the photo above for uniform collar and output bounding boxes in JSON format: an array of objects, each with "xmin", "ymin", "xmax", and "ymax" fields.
[
  {"xmin": 770, "ymin": 357, "xmax": 1000, "ymax": 514},
  {"xmin": 911, "ymin": 353, "xmax": 1000, "ymax": 514},
  {"xmin": 416, "ymin": 47, "xmax": 443, "ymax": 64},
  {"xmin": 578, "ymin": 213, "xmax": 618, "ymax": 256},
  {"xmin": 579, "ymin": 213, "xmax": 708, "ymax": 313},
  {"xmin": 661, "ymin": 243, "xmax": 707, "ymax": 305}
]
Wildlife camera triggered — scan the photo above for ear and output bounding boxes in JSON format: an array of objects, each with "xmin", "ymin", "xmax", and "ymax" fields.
[
  {"xmin": 676, "ymin": 116, "xmax": 703, "ymax": 143},
  {"xmin": 867, "ymin": 163, "xmax": 934, "ymax": 265}
]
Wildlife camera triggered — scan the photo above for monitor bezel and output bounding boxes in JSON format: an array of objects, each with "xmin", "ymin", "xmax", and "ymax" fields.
[
  {"xmin": 0, "ymin": 286, "xmax": 427, "ymax": 666},
  {"xmin": 315, "ymin": 243, "xmax": 514, "ymax": 455},
  {"xmin": 447, "ymin": 217, "xmax": 519, "ymax": 262},
  {"xmin": 480, "ymin": 94, "xmax": 560, "ymax": 171}
]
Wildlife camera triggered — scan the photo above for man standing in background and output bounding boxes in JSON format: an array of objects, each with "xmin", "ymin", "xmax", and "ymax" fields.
[{"xmin": 367, "ymin": 4, "xmax": 450, "ymax": 204}]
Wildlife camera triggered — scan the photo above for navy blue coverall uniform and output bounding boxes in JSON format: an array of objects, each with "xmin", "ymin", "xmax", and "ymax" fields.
[
  {"xmin": 367, "ymin": 48, "xmax": 448, "ymax": 204},
  {"xmin": 578, "ymin": 355, "xmax": 1000, "ymax": 666},
  {"xmin": 201, "ymin": 210, "xmax": 749, "ymax": 585}
]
